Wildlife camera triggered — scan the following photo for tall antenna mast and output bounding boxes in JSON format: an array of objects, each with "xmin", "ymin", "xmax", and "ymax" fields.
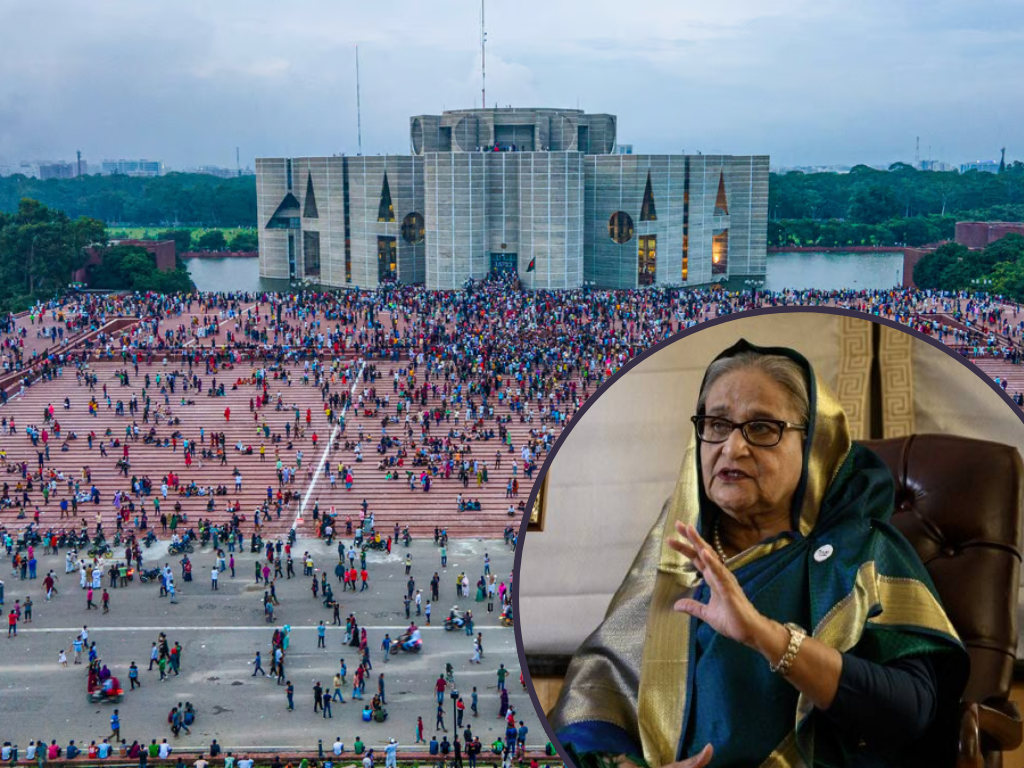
[
  {"xmin": 914, "ymin": 136, "xmax": 920, "ymax": 169},
  {"xmin": 481, "ymin": 0, "xmax": 486, "ymax": 110},
  {"xmin": 236, "ymin": 146, "xmax": 240, "ymax": 177},
  {"xmin": 356, "ymin": 44, "xmax": 363, "ymax": 156}
]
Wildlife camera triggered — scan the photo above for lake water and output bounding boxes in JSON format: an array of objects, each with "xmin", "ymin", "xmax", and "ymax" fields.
[
  {"xmin": 764, "ymin": 251, "xmax": 904, "ymax": 292},
  {"xmin": 186, "ymin": 257, "xmax": 288, "ymax": 294},
  {"xmin": 188, "ymin": 252, "xmax": 905, "ymax": 293}
]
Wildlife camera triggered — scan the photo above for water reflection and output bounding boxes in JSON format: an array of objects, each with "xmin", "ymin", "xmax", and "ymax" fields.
[{"xmin": 188, "ymin": 253, "xmax": 905, "ymax": 293}]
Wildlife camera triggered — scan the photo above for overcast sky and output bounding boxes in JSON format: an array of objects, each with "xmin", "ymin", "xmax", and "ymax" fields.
[{"xmin": 1, "ymin": 0, "xmax": 1022, "ymax": 170}]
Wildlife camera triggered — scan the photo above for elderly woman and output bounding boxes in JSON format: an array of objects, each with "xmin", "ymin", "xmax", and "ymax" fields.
[{"xmin": 550, "ymin": 340, "xmax": 968, "ymax": 768}]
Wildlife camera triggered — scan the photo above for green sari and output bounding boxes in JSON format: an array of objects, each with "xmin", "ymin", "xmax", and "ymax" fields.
[{"xmin": 550, "ymin": 340, "xmax": 968, "ymax": 768}]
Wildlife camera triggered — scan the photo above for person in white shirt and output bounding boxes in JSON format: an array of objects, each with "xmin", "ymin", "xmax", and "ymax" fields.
[
  {"xmin": 333, "ymin": 739, "xmax": 344, "ymax": 756},
  {"xmin": 384, "ymin": 739, "xmax": 398, "ymax": 768},
  {"xmin": 194, "ymin": 756, "xmax": 209, "ymax": 768},
  {"xmin": 26, "ymin": 742, "xmax": 36, "ymax": 760},
  {"xmin": 159, "ymin": 741, "xmax": 172, "ymax": 759}
]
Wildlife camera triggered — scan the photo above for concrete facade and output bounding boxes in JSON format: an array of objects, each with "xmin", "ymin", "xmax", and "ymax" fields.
[{"xmin": 257, "ymin": 107, "xmax": 768, "ymax": 290}]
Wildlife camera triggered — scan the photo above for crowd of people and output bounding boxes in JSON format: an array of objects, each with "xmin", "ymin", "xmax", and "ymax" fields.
[{"xmin": 3, "ymin": 280, "xmax": 1024, "ymax": 761}]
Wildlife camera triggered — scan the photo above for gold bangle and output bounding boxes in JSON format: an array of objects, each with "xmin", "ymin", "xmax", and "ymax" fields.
[{"xmin": 770, "ymin": 622, "xmax": 806, "ymax": 676}]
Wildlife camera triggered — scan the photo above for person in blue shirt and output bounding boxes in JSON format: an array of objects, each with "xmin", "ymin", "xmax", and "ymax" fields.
[
  {"xmin": 98, "ymin": 740, "xmax": 111, "ymax": 758},
  {"xmin": 110, "ymin": 710, "xmax": 121, "ymax": 741},
  {"xmin": 66, "ymin": 741, "xmax": 80, "ymax": 759},
  {"xmin": 505, "ymin": 724, "xmax": 518, "ymax": 754}
]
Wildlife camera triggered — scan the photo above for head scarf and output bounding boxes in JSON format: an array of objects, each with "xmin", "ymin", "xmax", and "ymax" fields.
[{"xmin": 550, "ymin": 340, "xmax": 967, "ymax": 768}]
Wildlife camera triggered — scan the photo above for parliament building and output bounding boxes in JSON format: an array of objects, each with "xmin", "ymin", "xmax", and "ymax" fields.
[{"xmin": 256, "ymin": 107, "xmax": 768, "ymax": 290}]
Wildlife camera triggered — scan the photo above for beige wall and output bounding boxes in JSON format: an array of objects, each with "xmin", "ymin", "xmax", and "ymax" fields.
[{"xmin": 519, "ymin": 312, "xmax": 1023, "ymax": 656}]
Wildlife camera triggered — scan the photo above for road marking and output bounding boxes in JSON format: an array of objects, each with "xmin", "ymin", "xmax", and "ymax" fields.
[{"xmin": 295, "ymin": 359, "xmax": 364, "ymax": 530}]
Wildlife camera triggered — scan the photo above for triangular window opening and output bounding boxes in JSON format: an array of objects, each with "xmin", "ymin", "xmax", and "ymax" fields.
[
  {"xmin": 304, "ymin": 173, "xmax": 319, "ymax": 219},
  {"xmin": 715, "ymin": 172, "xmax": 729, "ymax": 215},
  {"xmin": 640, "ymin": 171, "xmax": 657, "ymax": 221},
  {"xmin": 266, "ymin": 193, "xmax": 301, "ymax": 229},
  {"xmin": 378, "ymin": 172, "xmax": 396, "ymax": 223}
]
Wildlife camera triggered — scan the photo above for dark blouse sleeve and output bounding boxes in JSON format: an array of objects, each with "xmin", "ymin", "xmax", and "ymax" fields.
[{"xmin": 822, "ymin": 653, "xmax": 939, "ymax": 747}]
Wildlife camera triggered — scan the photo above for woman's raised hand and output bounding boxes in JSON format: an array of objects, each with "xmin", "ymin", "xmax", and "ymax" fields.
[{"xmin": 667, "ymin": 521, "xmax": 767, "ymax": 648}]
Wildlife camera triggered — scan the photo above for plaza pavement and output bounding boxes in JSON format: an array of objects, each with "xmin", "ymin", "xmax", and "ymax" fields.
[{"xmin": 0, "ymin": 536, "xmax": 527, "ymax": 753}]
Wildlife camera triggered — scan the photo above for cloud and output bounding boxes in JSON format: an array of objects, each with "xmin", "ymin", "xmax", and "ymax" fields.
[{"xmin": 0, "ymin": 0, "xmax": 1021, "ymax": 169}]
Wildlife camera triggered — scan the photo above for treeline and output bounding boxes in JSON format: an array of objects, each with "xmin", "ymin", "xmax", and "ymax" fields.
[
  {"xmin": 769, "ymin": 216, "xmax": 958, "ymax": 248},
  {"xmin": 914, "ymin": 234, "xmax": 1024, "ymax": 299},
  {"xmin": 0, "ymin": 173, "xmax": 256, "ymax": 227},
  {"xmin": 135, "ymin": 229, "xmax": 258, "ymax": 253},
  {"xmin": 0, "ymin": 199, "xmax": 193, "ymax": 312},
  {"xmin": 770, "ymin": 162, "xmax": 1024, "ymax": 247},
  {"xmin": 2, "ymin": 162, "xmax": 1023, "ymax": 243}
]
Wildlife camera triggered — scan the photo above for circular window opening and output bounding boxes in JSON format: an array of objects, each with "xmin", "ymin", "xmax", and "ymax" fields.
[
  {"xmin": 402, "ymin": 212, "xmax": 425, "ymax": 244},
  {"xmin": 609, "ymin": 211, "xmax": 634, "ymax": 244}
]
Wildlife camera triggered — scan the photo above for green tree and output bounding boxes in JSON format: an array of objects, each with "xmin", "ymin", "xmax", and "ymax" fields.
[
  {"xmin": 157, "ymin": 229, "xmax": 194, "ymax": 254},
  {"xmin": 980, "ymin": 233, "xmax": 1024, "ymax": 269},
  {"xmin": 847, "ymin": 184, "xmax": 900, "ymax": 225},
  {"xmin": 991, "ymin": 259, "xmax": 1024, "ymax": 300},
  {"xmin": 88, "ymin": 244, "xmax": 195, "ymax": 293},
  {"xmin": 913, "ymin": 243, "xmax": 969, "ymax": 290},
  {"xmin": 196, "ymin": 230, "xmax": 227, "ymax": 251},
  {"xmin": 0, "ymin": 198, "xmax": 105, "ymax": 311},
  {"xmin": 228, "ymin": 230, "xmax": 259, "ymax": 251}
]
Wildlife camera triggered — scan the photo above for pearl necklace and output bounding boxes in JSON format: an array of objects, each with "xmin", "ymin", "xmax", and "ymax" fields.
[{"xmin": 712, "ymin": 518, "xmax": 729, "ymax": 563}]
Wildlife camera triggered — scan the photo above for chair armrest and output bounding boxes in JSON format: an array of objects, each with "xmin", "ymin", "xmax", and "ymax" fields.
[
  {"xmin": 957, "ymin": 702, "xmax": 982, "ymax": 768},
  {"xmin": 978, "ymin": 699, "xmax": 1024, "ymax": 751},
  {"xmin": 957, "ymin": 699, "xmax": 1024, "ymax": 768}
]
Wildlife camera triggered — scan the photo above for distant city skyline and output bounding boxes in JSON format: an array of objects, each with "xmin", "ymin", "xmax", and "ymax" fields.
[{"xmin": 1, "ymin": 0, "xmax": 1021, "ymax": 170}]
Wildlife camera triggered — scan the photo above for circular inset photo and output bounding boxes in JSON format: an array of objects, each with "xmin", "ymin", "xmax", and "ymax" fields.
[{"xmin": 517, "ymin": 308, "xmax": 1024, "ymax": 768}]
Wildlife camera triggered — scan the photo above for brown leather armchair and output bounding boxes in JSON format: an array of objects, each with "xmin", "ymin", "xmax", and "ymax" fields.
[{"xmin": 864, "ymin": 435, "xmax": 1024, "ymax": 768}]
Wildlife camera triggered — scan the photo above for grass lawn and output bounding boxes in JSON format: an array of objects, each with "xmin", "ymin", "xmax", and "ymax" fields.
[{"xmin": 107, "ymin": 226, "xmax": 255, "ymax": 243}]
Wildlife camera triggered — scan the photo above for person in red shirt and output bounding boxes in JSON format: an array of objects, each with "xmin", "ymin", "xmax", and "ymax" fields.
[
  {"xmin": 7, "ymin": 610, "xmax": 17, "ymax": 637},
  {"xmin": 360, "ymin": 569, "xmax": 369, "ymax": 592},
  {"xmin": 435, "ymin": 674, "xmax": 446, "ymax": 704}
]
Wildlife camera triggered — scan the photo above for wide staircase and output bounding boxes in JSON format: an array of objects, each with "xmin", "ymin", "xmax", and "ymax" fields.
[
  {"xmin": 0, "ymin": 359, "xmax": 579, "ymax": 540},
  {"xmin": 968, "ymin": 357, "xmax": 1024, "ymax": 400}
]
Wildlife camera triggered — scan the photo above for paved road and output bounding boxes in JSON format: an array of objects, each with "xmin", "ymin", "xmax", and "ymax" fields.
[{"xmin": 0, "ymin": 536, "xmax": 529, "ymax": 752}]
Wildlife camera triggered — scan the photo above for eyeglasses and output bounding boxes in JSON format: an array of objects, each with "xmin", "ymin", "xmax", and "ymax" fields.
[{"xmin": 691, "ymin": 415, "xmax": 807, "ymax": 447}]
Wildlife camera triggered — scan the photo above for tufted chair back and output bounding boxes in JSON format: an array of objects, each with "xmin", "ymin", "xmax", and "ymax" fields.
[{"xmin": 863, "ymin": 435, "xmax": 1024, "ymax": 767}]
